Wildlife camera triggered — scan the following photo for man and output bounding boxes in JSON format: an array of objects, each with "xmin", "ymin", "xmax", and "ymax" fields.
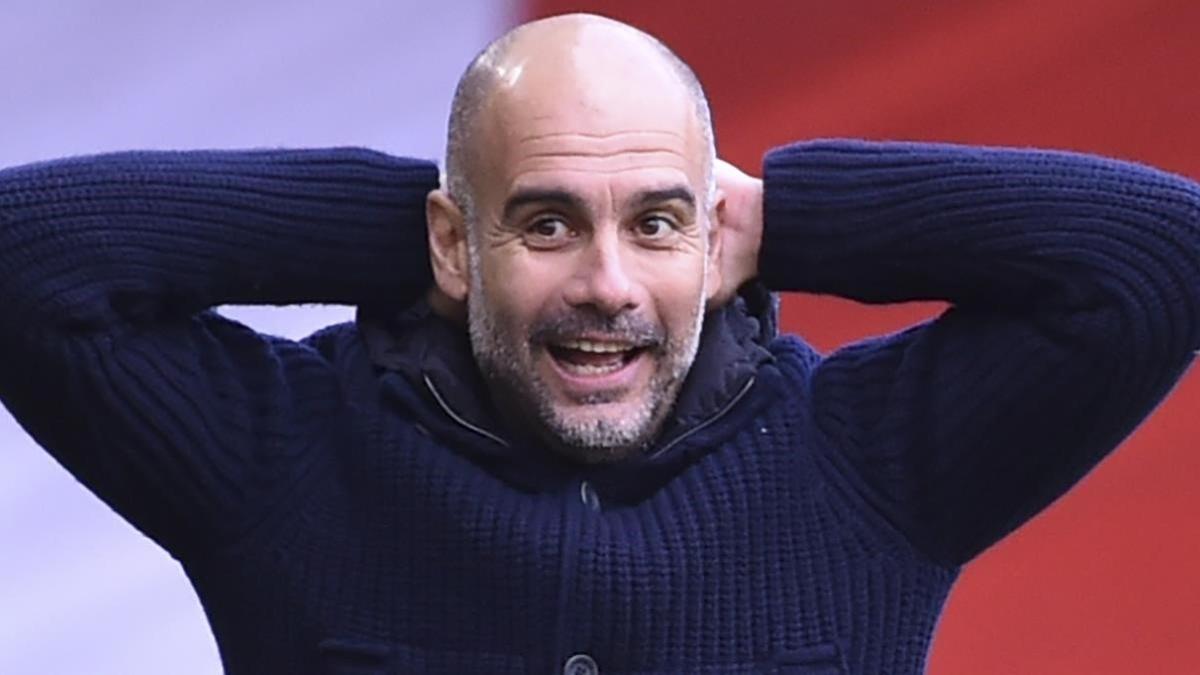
[{"xmin": 0, "ymin": 12, "xmax": 1196, "ymax": 675}]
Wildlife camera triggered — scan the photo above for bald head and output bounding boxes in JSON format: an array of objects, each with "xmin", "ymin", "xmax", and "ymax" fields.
[{"xmin": 445, "ymin": 14, "xmax": 715, "ymax": 220}]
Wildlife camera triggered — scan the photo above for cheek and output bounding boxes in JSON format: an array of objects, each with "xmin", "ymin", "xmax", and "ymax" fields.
[
  {"xmin": 479, "ymin": 253, "xmax": 563, "ymax": 330},
  {"xmin": 631, "ymin": 254, "xmax": 708, "ymax": 325},
  {"xmin": 658, "ymin": 280, "xmax": 706, "ymax": 329}
]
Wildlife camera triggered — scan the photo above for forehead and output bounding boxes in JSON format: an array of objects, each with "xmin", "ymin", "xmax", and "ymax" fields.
[
  {"xmin": 508, "ymin": 129, "xmax": 696, "ymax": 188},
  {"xmin": 475, "ymin": 53, "xmax": 707, "ymax": 199}
]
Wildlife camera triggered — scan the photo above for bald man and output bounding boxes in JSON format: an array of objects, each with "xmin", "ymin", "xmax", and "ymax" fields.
[{"xmin": 1, "ymin": 13, "xmax": 1197, "ymax": 675}]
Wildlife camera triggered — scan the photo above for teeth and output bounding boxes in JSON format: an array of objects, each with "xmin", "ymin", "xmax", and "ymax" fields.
[
  {"xmin": 559, "ymin": 339, "xmax": 632, "ymax": 353},
  {"xmin": 559, "ymin": 360, "xmax": 627, "ymax": 376}
]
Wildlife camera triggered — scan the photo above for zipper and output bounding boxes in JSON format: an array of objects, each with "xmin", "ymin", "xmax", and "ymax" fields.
[
  {"xmin": 645, "ymin": 375, "xmax": 757, "ymax": 460},
  {"xmin": 422, "ymin": 373, "xmax": 510, "ymax": 448},
  {"xmin": 424, "ymin": 371, "xmax": 757, "ymax": 458}
]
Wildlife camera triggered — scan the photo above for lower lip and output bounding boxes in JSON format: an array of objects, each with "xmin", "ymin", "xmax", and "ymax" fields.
[{"xmin": 546, "ymin": 349, "xmax": 649, "ymax": 398}]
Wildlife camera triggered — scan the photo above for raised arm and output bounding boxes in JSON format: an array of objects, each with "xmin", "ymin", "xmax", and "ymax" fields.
[
  {"xmin": 0, "ymin": 148, "xmax": 437, "ymax": 553},
  {"xmin": 759, "ymin": 139, "xmax": 1200, "ymax": 566}
]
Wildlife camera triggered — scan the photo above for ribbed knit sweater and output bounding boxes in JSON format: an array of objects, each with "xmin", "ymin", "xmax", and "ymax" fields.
[{"xmin": 0, "ymin": 140, "xmax": 1196, "ymax": 674}]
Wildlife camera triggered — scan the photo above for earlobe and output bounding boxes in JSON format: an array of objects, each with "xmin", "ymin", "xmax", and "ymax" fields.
[{"xmin": 426, "ymin": 189, "xmax": 470, "ymax": 302}]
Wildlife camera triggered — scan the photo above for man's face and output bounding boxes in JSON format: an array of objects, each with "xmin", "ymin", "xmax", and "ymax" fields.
[{"xmin": 462, "ymin": 67, "xmax": 718, "ymax": 462}]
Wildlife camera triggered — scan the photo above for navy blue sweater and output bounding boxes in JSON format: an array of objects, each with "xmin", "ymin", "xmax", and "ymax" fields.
[{"xmin": 0, "ymin": 141, "xmax": 1197, "ymax": 674}]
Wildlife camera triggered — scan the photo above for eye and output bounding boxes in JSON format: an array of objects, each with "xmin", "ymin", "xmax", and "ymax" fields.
[
  {"xmin": 635, "ymin": 215, "xmax": 676, "ymax": 240},
  {"xmin": 525, "ymin": 216, "xmax": 575, "ymax": 247}
]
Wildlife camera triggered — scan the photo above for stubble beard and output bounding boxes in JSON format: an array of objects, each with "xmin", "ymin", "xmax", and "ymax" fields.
[{"xmin": 465, "ymin": 251, "xmax": 707, "ymax": 464}]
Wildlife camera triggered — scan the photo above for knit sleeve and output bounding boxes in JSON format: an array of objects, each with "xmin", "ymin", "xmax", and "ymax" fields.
[
  {"xmin": 0, "ymin": 148, "xmax": 438, "ymax": 553},
  {"xmin": 761, "ymin": 139, "xmax": 1200, "ymax": 566}
]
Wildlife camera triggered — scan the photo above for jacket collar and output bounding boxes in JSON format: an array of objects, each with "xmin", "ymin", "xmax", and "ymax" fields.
[{"xmin": 356, "ymin": 284, "xmax": 779, "ymax": 498}]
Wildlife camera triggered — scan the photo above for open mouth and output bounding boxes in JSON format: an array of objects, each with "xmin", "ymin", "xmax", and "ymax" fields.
[{"xmin": 545, "ymin": 338, "xmax": 648, "ymax": 377}]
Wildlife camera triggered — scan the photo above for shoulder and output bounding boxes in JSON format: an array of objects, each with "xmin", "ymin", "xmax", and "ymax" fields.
[
  {"xmin": 299, "ymin": 321, "xmax": 378, "ymax": 378},
  {"xmin": 767, "ymin": 333, "xmax": 823, "ymax": 382}
]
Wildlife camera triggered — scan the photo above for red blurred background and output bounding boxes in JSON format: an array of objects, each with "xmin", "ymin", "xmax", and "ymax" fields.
[{"xmin": 525, "ymin": 1, "xmax": 1200, "ymax": 672}]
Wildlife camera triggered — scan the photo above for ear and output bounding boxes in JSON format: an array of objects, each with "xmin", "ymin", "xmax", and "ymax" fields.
[
  {"xmin": 426, "ymin": 189, "xmax": 471, "ymax": 302},
  {"xmin": 704, "ymin": 188, "xmax": 726, "ymax": 305}
]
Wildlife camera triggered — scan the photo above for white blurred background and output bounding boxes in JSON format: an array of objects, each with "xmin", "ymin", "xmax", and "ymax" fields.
[{"xmin": 0, "ymin": 2, "xmax": 514, "ymax": 672}]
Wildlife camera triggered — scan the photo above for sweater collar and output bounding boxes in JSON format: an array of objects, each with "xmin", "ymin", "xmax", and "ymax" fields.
[{"xmin": 356, "ymin": 285, "xmax": 778, "ymax": 496}]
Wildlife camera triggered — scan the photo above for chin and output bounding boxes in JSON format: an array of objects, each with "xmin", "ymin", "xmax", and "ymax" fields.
[{"xmin": 542, "ymin": 402, "xmax": 661, "ymax": 464}]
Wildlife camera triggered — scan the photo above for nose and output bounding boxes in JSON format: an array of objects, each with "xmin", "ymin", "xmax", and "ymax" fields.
[{"xmin": 562, "ymin": 229, "xmax": 638, "ymax": 316}]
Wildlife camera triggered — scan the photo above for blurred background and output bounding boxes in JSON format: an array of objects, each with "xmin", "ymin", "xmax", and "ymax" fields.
[{"xmin": 1, "ymin": 1, "xmax": 1196, "ymax": 673}]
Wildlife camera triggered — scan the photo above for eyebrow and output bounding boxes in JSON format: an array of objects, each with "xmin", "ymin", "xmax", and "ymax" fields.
[
  {"xmin": 502, "ymin": 185, "xmax": 697, "ymax": 222},
  {"xmin": 632, "ymin": 186, "xmax": 697, "ymax": 214},
  {"xmin": 502, "ymin": 188, "xmax": 586, "ymax": 221}
]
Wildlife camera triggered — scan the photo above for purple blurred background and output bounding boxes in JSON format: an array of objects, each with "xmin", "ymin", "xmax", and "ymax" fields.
[{"xmin": 0, "ymin": 2, "xmax": 513, "ymax": 672}]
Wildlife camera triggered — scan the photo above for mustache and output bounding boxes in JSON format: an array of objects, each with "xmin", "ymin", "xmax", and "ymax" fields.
[{"xmin": 530, "ymin": 310, "xmax": 665, "ymax": 348}]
